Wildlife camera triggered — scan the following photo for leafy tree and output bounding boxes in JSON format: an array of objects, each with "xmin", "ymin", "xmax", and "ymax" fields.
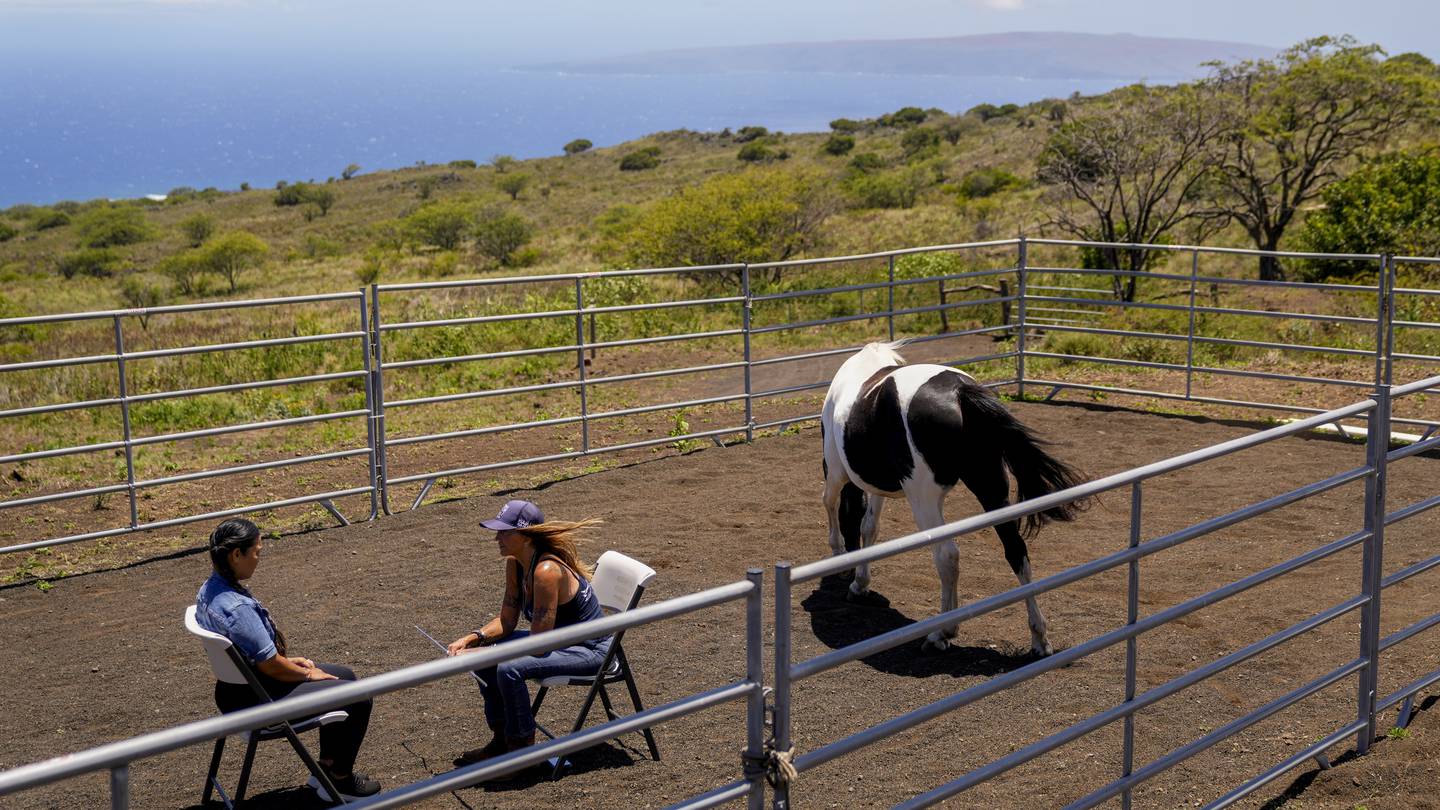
[
  {"xmin": 58, "ymin": 248, "xmax": 127, "ymax": 279},
  {"xmin": 490, "ymin": 154, "xmax": 516, "ymax": 173},
  {"xmin": 1297, "ymin": 151, "xmax": 1440, "ymax": 280},
  {"xmin": 74, "ymin": 206, "xmax": 153, "ymax": 247},
  {"xmin": 622, "ymin": 168, "xmax": 837, "ymax": 280},
  {"xmin": 342, "ymin": 163, "xmax": 361, "ymax": 180},
  {"xmin": 619, "ymin": 147, "xmax": 661, "ymax": 171},
  {"xmin": 849, "ymin": 152, "xmax": 886, "ymax": 172},
  {"xmin": 178, "ymin": 213, "xmax": 215, "ymax": 247},
  {"xmin": 829, "ymin": 118, "xmax": 862, "ymax": 133},
  {"xmin": 822, "ymin": 134, "xmax": 855, "ymax": 156},
  {"xmin": 118, "ymin": 275, "xmax": 167, "ymax": 328},
  {"xmin": 563, "ymin": 139, "xmax": 593, "ymax": 155},
  {"xmin": 307, "ymin": 186, "xmax": 337, "ymax": 216},
  {"xmin": 968, "ymin": 103, "xmax": 1019, "ymax": 122},
  {"xmin": 200, "ymin": 231, "xmax": 268, "ymax": 292},
  {"xmin": 735, "ymin": 126, "xmax": 769, "ymax": 143},
  {"xmin": 0, "ymin": 221, "xmax": 16, "ymax": 243},
  {"xmin": 403, "ymin": 200, "xmax": 475, "ymax": 251},
  {"xmin": 498, "ymin": 172, "xmax": 532, "ymax": 201},
  {"xmin": 448, "ymin": 159, "xmax": 478, "ymax": 169},
  {"xmin": 1037, "ymin": 83, "xmax": 1229, "ymax": 300},
  {"xmin": 473, "ymin": 208, "xmax": 535, "ymax": 266},
  {"xmin": 156, "ymin": 251, "xmax": 208, "ymax": 295},
  {"xmin": 1203, "ymin": 36, "xmax": 1440, "ymax": 280}
]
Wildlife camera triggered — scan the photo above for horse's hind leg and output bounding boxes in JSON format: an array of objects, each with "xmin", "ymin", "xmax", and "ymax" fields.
[
  {"xmin": 848, "ymin": 493, "xmax": 884, "ymax": 596},
  {"xmin": 961, "ymin": 457, "xmax": 1053, "ymax": 657},
  {"xmin": 907, "ymin": 494, "xmax": 959, "ymax": 652}
]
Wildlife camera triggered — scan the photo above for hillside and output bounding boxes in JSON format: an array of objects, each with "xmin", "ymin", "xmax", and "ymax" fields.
[{"xmin": 531, "ymin": 32, "xmax": 1278, "ymax": 79}]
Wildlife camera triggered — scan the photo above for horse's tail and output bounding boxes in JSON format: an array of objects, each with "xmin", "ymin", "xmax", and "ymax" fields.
[{"xmin": 957, "ymin": 382, "xmax": 1090, "ymax": 539}]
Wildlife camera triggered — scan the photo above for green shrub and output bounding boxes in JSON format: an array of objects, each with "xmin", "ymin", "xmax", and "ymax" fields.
[
  {"xmin": 403, "ymin": 200, "xmax": 475, "ymax": 251},
  {"xmin": 31, "ymin": 208, "xmax": 70, "ymax": 230},
  {"xmin": 273, "ymin": 182, "xmax": 315, "ymax": 206},
  {"xmin": 563, "ymin": 139, "xmax": 593, "ymax": 155},
  {"xmin": 178, "ymin": 213, "xmax": 215, "ymax": 247},
  {"xmin": 118, "ymin": 275, "xmax": 167, "ymax": 326},
  {"xmin": 846, "ymin": 166, "xmax": 931, "ymax": 209},
  {"xmin": 821, "ymin": 135, "xmax": 855, "ymax": 156},
  {"xmin": 968, "ymin": 103, "xmax": 1020, "ymax": 121},
  {"xmin": 735, "ymin": 126, "xmax": 769, "ymax": 143},
  {"xmin": 199, "ymin": 231, "xmax": 268, "ymax": 292},
  {"xmin": 900, "ymin": 127, "xmax": 941, "ymax": 160},
  {"xmin": 355, "ymin": 247, "xmax": 392, "ymax": 285},
  {"xmin": 849, "ymin": 152, "xmax": 886, "ymax": 172},
  {"xmin": 0, "ymin": 222, "xmax": 16, "ymax": 242},
  {"xmin": 498, "ymin": 172, "xmax": 532, "ymax": 200},
  {"xmin": 447, "ymin": 159, "xmax": 478, "ymax": 169},
  {"xmin": 58, "ymin": 248, "xmax": 127, "ymax": 279},
  {"xmin": 342, "ymin": 163, "xmax": 362, "ymax": 180},
  {"xmin": 619, "ymin": 147, "xmax": 661, "ymax": 171},
  {"xmin": 878, "ymin": 106, "xmax": 927, "ymax": 128},
  {"xmin": 473, "ymin": 209, "xmax": 535, "ymax": 266},
  {"xmin": 955, "ymin": 167, "xmax": 1025, "ymax": 199},
  {"xmin": 74, "ymin": 206, "xmax": 153, "ymax": 247},
  {"xmin": 829, "ymin": 118, "xmax": 862, "ymax": 133},
  {"xmin": 1298, "ymin": 151, "xmax": 1440, "ymax": 280},
  {"xmin": 490, "ymin": 155, "xmax": 516, "ymax": 173},
  {"xmin": 738, "ymin": 142, "xmax": 788, "ymax": 162},
  {"xmin": 157, "ymin": 250, "xmax": 208, "ymax": 295}
]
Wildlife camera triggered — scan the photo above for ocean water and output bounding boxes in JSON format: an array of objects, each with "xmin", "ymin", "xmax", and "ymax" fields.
[{"xmin": 0, "ymin": 62, "xmax": 1136, "ymax": 208}]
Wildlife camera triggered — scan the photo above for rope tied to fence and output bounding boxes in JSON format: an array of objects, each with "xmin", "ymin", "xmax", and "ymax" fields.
[{"xmin": 740, "ymin": 742, "xmax": 797, "ymax": 788}]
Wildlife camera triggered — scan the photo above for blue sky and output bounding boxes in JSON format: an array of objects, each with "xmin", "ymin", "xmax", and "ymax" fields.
[{"xmin": 1, "ymin": 0, "xmax": 1437, "ymax": 66}]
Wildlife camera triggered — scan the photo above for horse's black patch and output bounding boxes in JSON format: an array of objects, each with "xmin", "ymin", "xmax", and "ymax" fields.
[
  {"xmin": 843, "ymin": 369, "xmax": 912, "ymax": 492},
  {"xmin": 906, "ymin": 371, "xmax": 981, "ymax": 489}
]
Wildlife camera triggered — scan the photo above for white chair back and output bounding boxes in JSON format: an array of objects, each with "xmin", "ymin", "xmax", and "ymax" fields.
[
  {"xmin": 590, "ymin": 550, "xmax": 656, "ymax": 614},
  {"xmin": 184, "ymin": 604, "xmax": 248, "ymax": 685}
]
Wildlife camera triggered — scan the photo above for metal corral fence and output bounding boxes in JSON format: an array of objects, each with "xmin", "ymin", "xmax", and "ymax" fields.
[{"xmin": 3, "ymin": 378, "xmax": 1439, "ymax": 808}]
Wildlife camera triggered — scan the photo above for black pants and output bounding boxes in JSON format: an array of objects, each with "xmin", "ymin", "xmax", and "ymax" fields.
[{"xmin": 215, "ymin": 663, "xmax": 373, "ymax": 775}]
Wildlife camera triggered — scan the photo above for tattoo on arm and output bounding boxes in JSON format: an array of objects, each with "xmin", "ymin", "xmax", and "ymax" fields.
[{"xmin": 532, "ymin": 606, "xmax": 553, "ymax": 625}]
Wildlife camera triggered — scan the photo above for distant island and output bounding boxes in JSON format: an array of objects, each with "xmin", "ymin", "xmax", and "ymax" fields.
[{"xmin": 526, "ymin": 31, "xmax": 1279, "ymax": 80}]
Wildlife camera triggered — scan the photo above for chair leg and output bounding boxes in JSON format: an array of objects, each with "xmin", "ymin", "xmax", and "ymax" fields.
[
  {"xmin": 202, "ymin": 736, "xmax": 225, "ymax": 805},
  {"xmin": 571, "ymin": 679, "xmax": 605, "ymax": 734},
  {"xmin": 618, "ymin": 659, "xmax": 660, "ymax": 761},
  {"xmin": 234, "ymin": 735, "xmax": 259, "ymax": 802},
  {"xmin": 280, "ymin": 724, "xmax": 347, "ymax": 805},
  {"xmin": 596, "ymin": 683, "xmax": 618, "ymax": 721},
  {"xmin": 530, "ymin": 685, "xmax": 549, "ymax": 717}
]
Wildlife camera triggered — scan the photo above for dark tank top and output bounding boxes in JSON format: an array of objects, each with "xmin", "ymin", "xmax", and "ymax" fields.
[{"xmin": 523, "ymin": 555, "xmax": 605, "ymax": 632}]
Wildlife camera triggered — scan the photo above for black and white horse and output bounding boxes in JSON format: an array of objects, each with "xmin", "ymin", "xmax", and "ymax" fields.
[{"xmin": 821, "ymin": 342, "xmax": 1088, "ymax": 655}]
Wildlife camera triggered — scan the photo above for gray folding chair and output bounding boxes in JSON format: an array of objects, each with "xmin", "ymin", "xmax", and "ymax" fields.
[
  {"xmin": 184, "ymin": 605, "xmax": 349, "ymax": 806},
  {"xmin": 529, "ymin": 550, "xmax": 661, "ymax": 775}
]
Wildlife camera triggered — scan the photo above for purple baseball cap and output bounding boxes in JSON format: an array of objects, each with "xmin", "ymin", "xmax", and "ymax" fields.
[{"xmin": 481, "ymin": 499, "xmax": 545, "ymax": 531}]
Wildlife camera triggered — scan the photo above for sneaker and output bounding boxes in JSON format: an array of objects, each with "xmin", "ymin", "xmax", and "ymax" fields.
[{"xmin": 307, "ymin": 770, "xmax": 381, "ymax": 802}]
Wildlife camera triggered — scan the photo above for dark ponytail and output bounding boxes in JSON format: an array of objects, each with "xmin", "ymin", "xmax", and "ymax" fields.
[
  {"xmin": 207, "ymin": 518, "xmax": 286, "ymax": 655},
  {"xmin": 209, "ymin": 518, "xmax": 260, "ymax": 590}
]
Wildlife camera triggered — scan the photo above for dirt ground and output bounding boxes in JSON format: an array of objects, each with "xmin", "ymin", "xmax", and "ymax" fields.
[{"xmin": 2, "ymin": 398, "xmax": 1440, "ymax": 809}]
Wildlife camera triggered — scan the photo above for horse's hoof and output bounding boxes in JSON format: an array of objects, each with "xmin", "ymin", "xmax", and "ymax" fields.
[
  {"xmin": 921, "ymin": 636, "xmax": 952, "ymax": 653},
  {"xmin": 1032, "ymin": 641, "xmax": 1054, "ymax": 657},
  {"xmin": 845, "ymin": 589, "xmax": 889, "ymax": 608}
]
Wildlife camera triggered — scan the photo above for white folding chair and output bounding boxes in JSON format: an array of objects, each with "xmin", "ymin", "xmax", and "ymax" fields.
[
  {"xmin": 529, "ymin": 550, "xmax": 661, "ymax": 773},
  {"xmin": 184, "ymin": 605, "xmax": 349, "ymax": 807}
]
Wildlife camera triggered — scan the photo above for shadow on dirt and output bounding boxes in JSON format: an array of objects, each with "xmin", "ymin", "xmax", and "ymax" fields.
[{"xmin": 801, "ymin": 574, "xmax": 1039, "ymax": 679}]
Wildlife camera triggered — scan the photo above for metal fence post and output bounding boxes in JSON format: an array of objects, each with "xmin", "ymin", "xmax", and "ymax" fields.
[
  {"xmin": 1016, "ymin": 237, "xmax": 1029, "ymax": 398},
  {"xmin": 772, "ymin": 561, "xmax": 793, "ymax": 810},
  {"xmin": 742, "ymin": 265, "xmax": 754, "ymax": 443},
  {"xmin": 887, "ymin": 254, "xmax": 896, "ymax": 341},
  {"xmin": 744, "ymin": 567, "xmax": 767, "ymax": 810},
  {"xmin": 369, "ymin": 284, "xmax": 392, "ymax": 515},
  {"xmin": 1384, "ymin": 254, "xmax": 1395, "ymax": 387},
  {"xmin": 1185, "ymin": 249, "xmax": 1199, "ymax": 401},
  {"xmin": 1121, "ymin": 481, "xmax": 1142, "ymax": 810},
  {"xmin": 1356, "ymin": 383, "xmax": 1390, "ymax": 755},
  {"xmin": 109, "ymin": 765, "xmax": 129, "ymax": 810},
  {"xmin": 575, "ymin": 277, "xmax": 591, "ymax": 453},
  {"xmin": 1375, "ymin": 255, "xmax": 1391, "ymax": 390},
  {"xmin": 112, "ymin": 316, "xmax": 139, "ymax": 529},
  {"xmin": 358, "ymin": 291, "xmax": 379, "ymax": 521}
]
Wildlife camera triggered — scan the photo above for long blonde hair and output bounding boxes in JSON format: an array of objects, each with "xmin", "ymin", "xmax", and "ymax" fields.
[{"xmin": 517, "ymin": 518, "xmax": 601, "ymax": 580}]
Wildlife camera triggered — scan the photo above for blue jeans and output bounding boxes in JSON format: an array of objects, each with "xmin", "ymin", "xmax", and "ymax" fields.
[{"xmin": 477, "ymin": 630, "xmax": 611, "ymax": 739}]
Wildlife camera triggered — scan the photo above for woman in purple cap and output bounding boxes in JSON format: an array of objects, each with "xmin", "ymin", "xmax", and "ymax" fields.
[{"xmin": 447, "ymin": 499, "xmax": 612, "ymax": 769}]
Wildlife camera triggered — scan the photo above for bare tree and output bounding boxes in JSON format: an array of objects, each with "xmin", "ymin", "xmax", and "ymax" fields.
[
  {"xmin": 1036, "ymin": 83, "xmax": 1228, "ymax": 300},
  {"xmin": 1203, "ymin": 36, "xmax": 1438, "ymax": 280}
]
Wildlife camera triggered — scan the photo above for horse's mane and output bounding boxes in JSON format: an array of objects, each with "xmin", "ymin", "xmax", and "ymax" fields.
[{"xmin": 865, "ymin": 340, "xmax": 909, "ymax": 367}]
